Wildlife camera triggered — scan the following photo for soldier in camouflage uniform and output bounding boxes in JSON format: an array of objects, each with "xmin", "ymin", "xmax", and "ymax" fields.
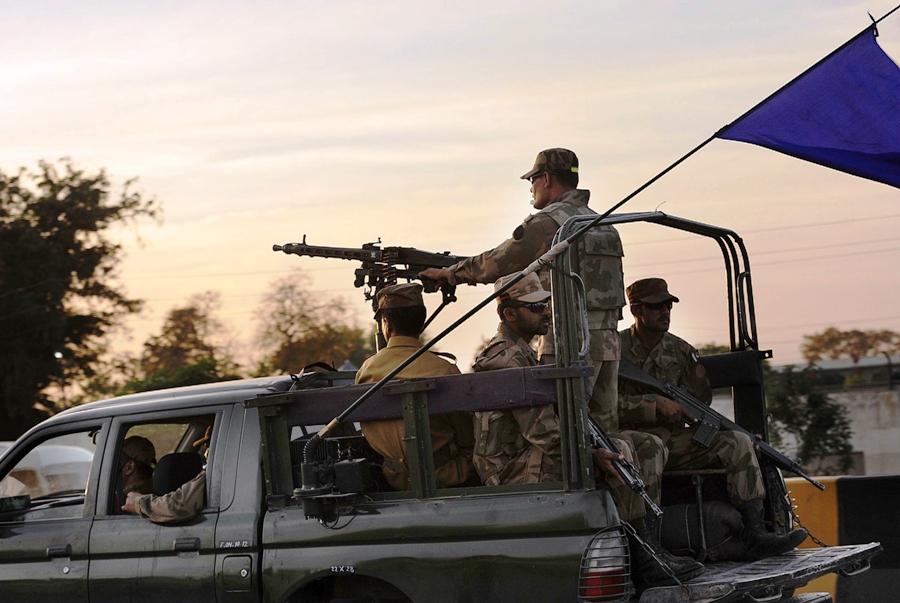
[
  {"xmin": 123, "ymin": 471, "xmax": 206, "ymax": 524},
  {"xmin": 121, "ymin": 428, "xmax": 210, "ymax": 523},
  {"xmin": 475, "ymin": 273, "xmax": 703, "ymax": 587},
  {"xmin": 619, "ymin": 278, "xmax": 808, "ymax": 560},
  {"xmin": 472, "ymin": 273, "xmax": 563, "ymax": 485},
  {"xmin": 420, "ymin": 149, "xmax": 626, "ymax": 434},
  {"xmin": 356, "ymin": 283, "xmax": 476, "ymax": 491}
]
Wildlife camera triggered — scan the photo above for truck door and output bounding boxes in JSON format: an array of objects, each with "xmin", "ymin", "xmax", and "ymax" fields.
[
  {"xmin": 87, "ymin": 408, "xmax": 229, "ymax": 603},
  {"xmin": 0, "ymin": 421, "xmax": 107, "ymax": 603}
]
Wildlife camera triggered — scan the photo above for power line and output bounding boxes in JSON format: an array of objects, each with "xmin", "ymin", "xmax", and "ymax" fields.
[
  {"xmin": 660, "ymin": 244, "xmax": 900, "ymax": 276},
  {"xmin": 628, "ymin": 235, "xmax": 900, "ymax": 269},
  {"xmin": 625, "ymin": 211, "xmax": 900, "ymax": 247}
]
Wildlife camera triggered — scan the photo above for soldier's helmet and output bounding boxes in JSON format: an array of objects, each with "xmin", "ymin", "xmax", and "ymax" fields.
[
  {"xmin": 122, "ymin": 435, "xmax": 157, "ymax": 468},
  {"xmin": 626, "ymin": 278, "xmax": 680, "ymax": 305},
  {"xmin": 520, "ymin": 148, "xmax": 579, "ymax": 180},
  {"xmin": 374, "ymin": 283, "xmax": 425, "ymax": 319}
]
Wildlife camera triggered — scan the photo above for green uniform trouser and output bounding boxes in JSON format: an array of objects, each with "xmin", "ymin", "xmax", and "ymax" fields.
[
  {"xmin": 600, "ymin": 430, "xmax": 667, "ymax": 522},
  {"xmin": 646, "ymin": 425, "xmax": 766, "ymax": 508}
]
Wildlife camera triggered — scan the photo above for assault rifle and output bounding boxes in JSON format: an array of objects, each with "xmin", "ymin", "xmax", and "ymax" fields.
[
  {"xmin": 586, "ymin": 414, "xmax": 662, "ymax": 516},
  {"xmin": 273, "ymin": 236, "xmax": 464, "ymax": 329},
  {"xmin": 618, "ymin": 358, "xmax": 826, "ymax": 491}
]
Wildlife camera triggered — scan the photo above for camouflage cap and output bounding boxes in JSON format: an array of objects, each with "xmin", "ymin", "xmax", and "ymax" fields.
[
  {"xmin": 495, "ymin": 272, "xmax": 551, "ymax": 304},
  {"xmin": 520, "ymin": 148, "xmax": 579, "ymax": 180},
  {"xmin": 374, "ymin": 283, "xmax": 425, "ymax": 319},
  {"xmin": 122, "ymin": 435, "xmax": 156, "ymax": 468},
  {"xmin": 626, "ymin": 278, "xmax": 680, "ymax": 305}
]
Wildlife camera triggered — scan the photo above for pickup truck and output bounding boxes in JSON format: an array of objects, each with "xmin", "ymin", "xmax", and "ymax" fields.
[{"xmin": 0, "ymin": 213, "xmax": 882, "ymax": 603}]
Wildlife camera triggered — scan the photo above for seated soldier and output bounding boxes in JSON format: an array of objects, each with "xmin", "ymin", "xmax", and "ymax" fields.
[
  {"xmin": 619, "ymin": 277, "xmax": 808, "ymax": 560},
  {"xmin": 121, "ymin": 427, "xmax": 210, "ymax": 524},
  {"xmin": 356, "ymin": 283, "xmax": 476, "ymax": 491},
  {"xmin": 473, "ymin": 273, "xmax": 702, "ymax": 588},
  {"xmin": 120, "ymin": 436, "xmax": 156, "ymax": 497}
]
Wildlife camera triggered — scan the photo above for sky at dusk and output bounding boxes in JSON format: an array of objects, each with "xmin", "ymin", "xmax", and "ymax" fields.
[{"xmin": 3, "ymin": 0, "xmax": 899, "ymax": 371}]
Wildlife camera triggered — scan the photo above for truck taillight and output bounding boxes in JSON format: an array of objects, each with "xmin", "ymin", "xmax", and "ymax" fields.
[{"xmin": 579, "ymin": 526, "xmax": 632, "ymax": 603}]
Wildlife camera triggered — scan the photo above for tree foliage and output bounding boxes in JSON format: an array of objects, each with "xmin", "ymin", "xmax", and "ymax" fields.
[
  {"xmin": 253, "ymin": 270, "xmax": 375, "ymax": 375},
  {"xmin": 764, "ymin": 365, "xmax": 854, "ymax": 475},
  {"xmin": 802, "ymin": 327, "xmax": 899, "ymax": 365},
  {"xmin": 117, "ymin": 291, "xmax": 240, "ymax": 395},
  {"xmin": 0, "ymin": 160, "xmax": 158, "ymax": 439}
]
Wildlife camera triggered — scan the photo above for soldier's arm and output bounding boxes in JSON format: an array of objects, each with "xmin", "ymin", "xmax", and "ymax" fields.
[
  {"xmin": 681, "ymin": 346, "xmax": 713, "ymax": 405},
  {"xmin": 126, "ymin": 471, "xmax": 206, "ymax": 524},
  {"xmin": 617, "ymin": 389, "xmax": 660, "ymax": 425},
  {"xmin": 444, "ymin": 214, "xmax": 558, "ymax": 286},
  {"xmin": 512, "ymin": 405, "xmax": 562, "ymax": 457}
]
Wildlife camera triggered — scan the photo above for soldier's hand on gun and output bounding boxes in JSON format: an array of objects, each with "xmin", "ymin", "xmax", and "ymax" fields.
[
  {"xmin": 591, "ymin": 448, "xmax": 626, "ymax": 486},
  {"xmin": 419, "ymin": 267, "xmax": 450, "ymax": 290},
  {"xmin": 656, "ymin": 395, "xmax": 695, "ymax": 425}
]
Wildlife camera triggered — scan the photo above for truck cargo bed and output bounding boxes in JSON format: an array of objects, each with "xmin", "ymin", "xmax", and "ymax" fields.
[{"xmin": 640, "ymin": 542, "xmax": 882, "ymax": 603}]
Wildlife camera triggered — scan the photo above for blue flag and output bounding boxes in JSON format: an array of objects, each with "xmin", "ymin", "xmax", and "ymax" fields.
[{"xmin": 717, "ymin": 28, "xmax": 900, "ymax": 189}]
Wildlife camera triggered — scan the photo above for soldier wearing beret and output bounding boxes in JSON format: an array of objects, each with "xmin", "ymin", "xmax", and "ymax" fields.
[
  {"xmin": 619, "ymin": 278, "xmax": 808, "ymax": 560},
  {"xmin": 421, "ymin": 149, "xmax": 626, "ymax": 435},
  {"xmin": 356, "ymin": 283, "xmax": 476, "ymax": 491}
]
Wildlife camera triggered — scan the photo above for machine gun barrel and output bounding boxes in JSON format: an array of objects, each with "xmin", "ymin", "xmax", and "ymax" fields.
[
  {"xmin": 618, "ymin": 359, "xmax": 826, "ymax": 491},
  {"xmin": 587, "ymin": 415, "xmax": 662, "ymax": 516},
  {"xmin": 273, "ymin": 241, "xmax": 380, "ymax": 262},
  {"xmin": 273, "ymin": 236, "xmax": 466, "ymax": 328}
]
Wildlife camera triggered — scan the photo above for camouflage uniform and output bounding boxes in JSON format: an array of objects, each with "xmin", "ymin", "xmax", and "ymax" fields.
[
  {"xmin": 473, "ymin": 323, "xmax": 664, "ymax": 522},
  {"xmin": 357, "ymin": 336, "xmax": 476, "ymax": 491},
  {"xmin": 133, "ymin": 470, "xmax": 206, "ymax": 524},
  {"xmin": 618, "ymin": 326, "xmax": 765, "ymax": 508},
  {"xmin": 473, "ymin": 323, "xmax": 563, "ymax": 485},
  {"xmin": 445, "ymin": 188, "xmax": 625, "ymax": 433}
]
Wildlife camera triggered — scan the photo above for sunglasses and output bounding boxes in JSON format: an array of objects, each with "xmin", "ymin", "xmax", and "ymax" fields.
[
  {"xmin": 634, "ymin": 300, "xmax": 673, "ymax": 311},
  {"xmin": 528, "ymin": 172, "xmax": 545, "ymax": 184},
  {"xmin": 514, "ymin": 301, "xmax": 550, "ymax": 313}
]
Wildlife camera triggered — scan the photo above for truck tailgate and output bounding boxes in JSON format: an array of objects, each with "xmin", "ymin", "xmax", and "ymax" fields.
[{"xmin": 640, "ymin": 542, "xmax": 882, "ymax": 603}]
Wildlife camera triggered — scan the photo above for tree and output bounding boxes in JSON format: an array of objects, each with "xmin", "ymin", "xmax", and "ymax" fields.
[
  {"xmin": 764, "ymin": 364, "xmax": 854, "ymax": 475},
  {"xmin": 253, "ymin": 270, "xmax": 375, "ymax": 375},
  {"xmin": 117, "ymin": 291, "xmax": 240, "ymax": 395},
  {"xmin": 0, "ymin": 159, "xmax": 158, "ymax": 439},
  {"xmin": 697, "ymin": 343, "xmax": 731, "ymax": 356},
  {"xmin": 802, "ymin": 327, "xmax": 899, "ymax": 366}
]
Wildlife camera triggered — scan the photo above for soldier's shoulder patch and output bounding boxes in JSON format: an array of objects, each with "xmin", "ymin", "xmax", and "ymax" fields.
[
  {"xmin": 695, "ymin": 363, "xmax": 706, "ymax": 379},
  {"xmin": 691, "ymin": 350, "xmax": 700, "ymax": 363},
  {"xmin": 513, "ymin": 224, "xmax": 525, "ymax": 240},
  {"xmin": 523, "ymin": 213, "xmax": 536, "ymax": 224}
]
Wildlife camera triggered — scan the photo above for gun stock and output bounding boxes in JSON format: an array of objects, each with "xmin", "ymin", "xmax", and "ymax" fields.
[{"xmin": 618, "ymin": 358, "xmax": 826, "ymax": 491}]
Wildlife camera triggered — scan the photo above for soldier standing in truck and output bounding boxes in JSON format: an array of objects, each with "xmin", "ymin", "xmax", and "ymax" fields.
[{"xmin": 420, "ymin": 148, "xmax": 624, "ymax": 434}]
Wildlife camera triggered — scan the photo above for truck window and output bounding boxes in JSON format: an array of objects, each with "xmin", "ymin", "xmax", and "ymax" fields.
[
  {"xmin": 109, "ymin": 416, "xmax": 214, "ymax": 515},
  {"xmin": 0, "ymin": 430, "xmax": 97, "ymax": 521}
]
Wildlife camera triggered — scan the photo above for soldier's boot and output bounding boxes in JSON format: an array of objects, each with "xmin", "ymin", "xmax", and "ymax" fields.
[
  {"xmin": 739, "ymin": 499, "xmax": 809, "ymax": 560},
  {"xmin": 628, "ymin": 519, "xmax": 705, "ymax": 590}
]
